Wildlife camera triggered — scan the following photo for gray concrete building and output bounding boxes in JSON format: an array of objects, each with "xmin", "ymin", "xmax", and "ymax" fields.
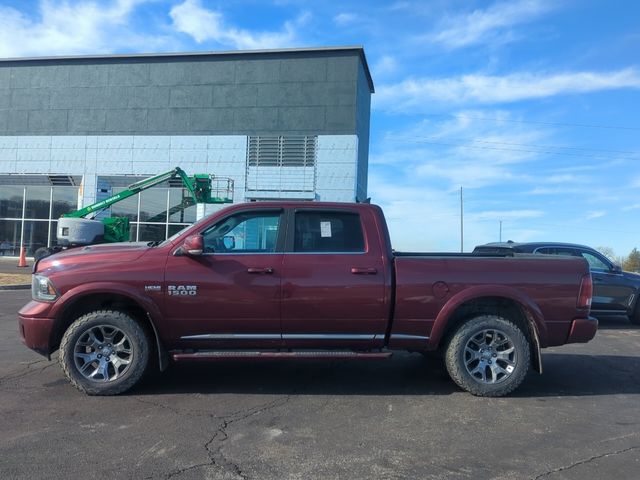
[{"xmin": 0, "ymin": 46, "xmax": 373, "ymax": 256}]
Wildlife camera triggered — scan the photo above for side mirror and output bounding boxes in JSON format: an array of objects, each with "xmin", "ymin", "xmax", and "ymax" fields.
[
  {"xmin": 182, "ymin": 234, "xmax": 204, "ymax": 256},
  {"xmin": 612, "ymin": 264, "xmax": 622, "ymax": 274}
]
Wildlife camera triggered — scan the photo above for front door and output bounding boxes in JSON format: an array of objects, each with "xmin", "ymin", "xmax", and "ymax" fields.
[
  {"xmin": 164, "ymin": 209, "xmax": 284, "ymax": 349},
  {"xmin": 579, "ymin": 250, "xmax": 635, "ymax": 313}
]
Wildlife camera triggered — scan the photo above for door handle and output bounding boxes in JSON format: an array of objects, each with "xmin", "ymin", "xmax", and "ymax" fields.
[
  {"xmin": 247, "ymin": 267, "xmax": 274, "ymax": 274},
  {"xmin": 351, "ymin": 267, "xmax": 377, "ymax": 275}
]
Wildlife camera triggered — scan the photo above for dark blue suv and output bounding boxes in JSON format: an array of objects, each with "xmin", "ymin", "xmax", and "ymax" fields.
[{"xmin": 473, "ymin": 242, "xmax": 640, "ymax": 325}]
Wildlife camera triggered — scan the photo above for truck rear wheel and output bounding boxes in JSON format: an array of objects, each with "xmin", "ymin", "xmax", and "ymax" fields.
[
  {"xmin": 445, "ymin": 315, "xmax": 530, "ymax": 397},
  {"xmin": 59, "ymin": 310, "xmax": 149, "ymax": 396}
]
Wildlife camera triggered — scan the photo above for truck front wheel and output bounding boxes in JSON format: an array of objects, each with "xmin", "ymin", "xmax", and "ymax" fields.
[
  {"xmin": 59, "ymin": 310, "xmax": 150, "ymax": 395},
  {"xmin": 445, "ymin": 315, "xmax": 530, "ymax": 397}
]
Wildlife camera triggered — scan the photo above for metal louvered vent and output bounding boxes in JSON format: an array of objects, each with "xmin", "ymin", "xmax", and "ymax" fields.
[
  {"xmin": 48, "ymin": 175, "xmax": 77, "ymax": 186},
  {"xmin": 168, "ymin": 177, "xmax": 185, "ymax": 187},
  {"xmin": 248, "ymin": 136, "xmax": 317, "ymax": 167}
]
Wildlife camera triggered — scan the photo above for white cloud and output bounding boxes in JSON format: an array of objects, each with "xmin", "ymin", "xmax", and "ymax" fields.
[
  {"xmin": 546, "ymin": 174, "xmax": 586, "ymax": 184},
  {"xmin": 375, "ymin": 69, "xmax": 640, "ymax": 110},
  {"xmin": 586, "ymin": 210, "xmax": 606, "ymax": 220},
  {"xmin": 0, "ymin": 0, "xmax": 171, "ymax": 57},
  {"xmin": 375, "ymin": 110, "xmax": 549, "ymax": 189},
  {"xmin": 333, "ymin": 13, "xmax": 357, "ymax": 26},
  {"xmin": 170, "ymin": 0, "xmax": 308, "ymax": 49},
  {"xmin": 429, "ymin": 0, "xmax": 554, "ymax": 49},
  {"xmin": 372, "ymin": 55, "xmax": 398, "ymax": 77},
  {"xmin": 473, "ymin": 210, "xmax": 544, "ymax": 221}
]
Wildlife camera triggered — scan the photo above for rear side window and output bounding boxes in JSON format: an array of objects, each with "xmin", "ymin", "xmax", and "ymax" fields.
[{"xmin": 294, "ymin": 211, "xmax": 365, "ymax": 253}]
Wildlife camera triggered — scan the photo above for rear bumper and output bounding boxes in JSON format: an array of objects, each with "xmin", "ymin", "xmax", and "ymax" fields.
[
  {"xmin": 18, "ymin": 301, "xmax": 56, "ymax": 357},
  {"xmin": 566, "ymin": 316, "xmax": 598, "ymax": 344}
]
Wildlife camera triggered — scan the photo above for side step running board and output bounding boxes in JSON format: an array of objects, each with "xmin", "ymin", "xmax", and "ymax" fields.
[{"xmin": 171, "ymin": 351, "xmax": 393, "ymax": 362}]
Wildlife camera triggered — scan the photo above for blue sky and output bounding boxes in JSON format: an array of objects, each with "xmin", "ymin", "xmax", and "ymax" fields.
[{"xmin": 1, "ymin": 0, "xmax": 639, "ymax": 257}]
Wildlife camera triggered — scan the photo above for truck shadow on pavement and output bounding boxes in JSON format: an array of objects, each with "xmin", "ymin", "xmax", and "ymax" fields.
[{"xmin": 134, "ymin": 351, "xmax": 640, "ymax": 398}]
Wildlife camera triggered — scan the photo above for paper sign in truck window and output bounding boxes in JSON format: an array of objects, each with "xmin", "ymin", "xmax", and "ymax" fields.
[{"xmin": 320, "ymin": 221, "xmax": 332, "ymax": 237}]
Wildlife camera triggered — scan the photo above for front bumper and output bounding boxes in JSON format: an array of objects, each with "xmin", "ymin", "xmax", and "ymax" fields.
[
  {"xmin": 566, "ymin": 316, "xmax": 598, "ymax": 344},
  {"xmin": 18, "ymin": 300, "xmax": 56, "ymax": 357}
]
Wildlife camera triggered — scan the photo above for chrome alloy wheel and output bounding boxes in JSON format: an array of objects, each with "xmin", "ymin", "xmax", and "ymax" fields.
[
  {"xmin": 73, "ymin": 325, "xmax": 133, "ymax": 382},
  {"xmin": 464, "ymin": 329, "xmax": 517, "ymax": 384}
]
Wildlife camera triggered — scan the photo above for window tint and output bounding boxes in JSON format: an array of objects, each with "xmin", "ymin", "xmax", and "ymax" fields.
[
  {"xmin": 580, "ymin": 252, "xmax": 610, "ymax": 271},
  {"xmin": 294, "ymin": 211, "xmax": 365, "ymax": 253},
  {"xmin": 203, "ymin": 211, "xmax": 280, "ymax": 253},
  {"xmin": 536, "ymin": 247, "xmax": 577, "ymax": 256}
]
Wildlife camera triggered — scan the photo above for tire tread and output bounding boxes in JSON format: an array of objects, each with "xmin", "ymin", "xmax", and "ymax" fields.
[
  {"xmin": 445, "ymin": 315, "xmax": 531, "ymax": 397},
  {"xmin": 59, "ymin": 310, "xmax": 149, "ymax": 396}
]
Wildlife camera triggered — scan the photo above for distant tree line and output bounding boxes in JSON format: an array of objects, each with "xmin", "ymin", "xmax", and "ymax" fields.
[{"xmin": 597, "ymin": 246, "xmax": 640, "ymax": 273}]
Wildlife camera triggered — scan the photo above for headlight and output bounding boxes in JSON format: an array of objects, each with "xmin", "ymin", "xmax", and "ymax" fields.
[{"xmin": 32, "ymin": 274, "xmax": 58, "ymax": 302}]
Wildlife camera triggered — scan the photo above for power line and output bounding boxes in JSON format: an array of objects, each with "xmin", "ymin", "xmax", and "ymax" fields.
[{"xmin": 418, "ymin": 113, "xmax": 640, "ymax": 131}]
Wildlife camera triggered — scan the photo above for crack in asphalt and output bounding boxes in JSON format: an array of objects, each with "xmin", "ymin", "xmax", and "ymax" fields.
[
  {"xmin": 133, "ymin": 397, "xmax": 182, "ymax": 416},
  {"xmin": 0, "ymin": 358, "xmax": 53, "ymax": 385},
  {"xmin": 160, "ymin": 396, "xmax": 292, "ymax": 480},
  {"xmin": 533, "ymin": 445, "xmax": 640, "ymax": 479},
  {"xmin": 158, "ymin": 360, "xmax": 344, "ymax": 479}
]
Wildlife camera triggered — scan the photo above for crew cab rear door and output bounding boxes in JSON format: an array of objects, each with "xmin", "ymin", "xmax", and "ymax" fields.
[
  {"xmin": 280, "ymin": 208, "xmax": 388, "ymax": 349},
  {"xmin": 164, "ymin": 208, "xmax": 284, "ymax": 348}
]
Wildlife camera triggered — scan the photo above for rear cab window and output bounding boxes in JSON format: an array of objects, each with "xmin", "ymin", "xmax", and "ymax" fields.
[{"xmin": 293, "ymin": 211, "xmax": 365, "ymax": 253}]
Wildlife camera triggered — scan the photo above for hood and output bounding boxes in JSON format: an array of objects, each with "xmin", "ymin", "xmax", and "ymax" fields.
[
  {"xmin": 623, "ymin": 270, "xmax": 640, "ymax": 283},
  {"xmin": 36, "ymin": 242, "xmax": 151, "ymax": 273}
]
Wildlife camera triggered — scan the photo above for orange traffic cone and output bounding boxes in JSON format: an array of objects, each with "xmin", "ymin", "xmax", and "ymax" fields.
[{"xmin": 18, "ymin": 247, "xmax": 28, "ymax": 268}]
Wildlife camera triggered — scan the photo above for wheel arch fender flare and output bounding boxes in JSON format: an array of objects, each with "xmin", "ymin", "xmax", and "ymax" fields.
[
  {"xmin": 428, "ymin": 285, "xmax": 548, "ymax": 351},
  {"xmin": 49, "ymin": 282, "xmax": 168, "ymax": 371}
]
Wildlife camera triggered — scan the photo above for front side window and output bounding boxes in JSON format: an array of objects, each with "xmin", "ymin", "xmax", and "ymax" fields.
[
  {"xmin": 580, "ymin": 251, "xmax": 611, "ymax": 272},
  {"xmin": 294, "ymin": 211, "xmax": 365, "ymax": 253},
  {"xmin": 203, "ymin": 211, "xmax": 281, "ymax": 253}
]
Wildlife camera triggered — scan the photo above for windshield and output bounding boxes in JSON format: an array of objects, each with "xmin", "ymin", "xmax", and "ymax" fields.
[{"xmin": 157, "ymin": 215, "xmax": 212, "ymax": 247}]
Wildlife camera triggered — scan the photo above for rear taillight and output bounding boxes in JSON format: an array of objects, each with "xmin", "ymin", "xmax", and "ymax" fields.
[{"xmin": 577, "ymin": 274, "xmax": 593, "ymax": 309}]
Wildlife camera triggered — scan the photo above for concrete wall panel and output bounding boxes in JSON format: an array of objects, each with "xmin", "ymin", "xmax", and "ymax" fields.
[{"xmin": 68, "ymin": 110, "xmax": 107, "ymax": 133}]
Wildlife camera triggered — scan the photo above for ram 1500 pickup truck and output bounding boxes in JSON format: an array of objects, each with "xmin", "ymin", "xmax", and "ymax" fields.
[{"xmin": 19, "ymin": 202, "xmax": 597, "ymax": 397}]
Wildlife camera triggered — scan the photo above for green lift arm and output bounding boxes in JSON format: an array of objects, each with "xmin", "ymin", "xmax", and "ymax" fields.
[
  {"xmin": 60, "ymin": 167, "xmax": 233, "ymax": 244},
  {"xmin": 63, "ymin": 167, "xmax": 230, "ymax": 219}
]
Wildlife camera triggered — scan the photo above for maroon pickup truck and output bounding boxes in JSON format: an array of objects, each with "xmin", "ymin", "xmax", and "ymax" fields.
[{"xmin": 19, "ymin": 202, "xmax": 597, "ymax": 397}]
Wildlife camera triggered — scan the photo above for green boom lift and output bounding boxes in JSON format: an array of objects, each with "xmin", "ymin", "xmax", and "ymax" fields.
[{"xmin": 34, "ymin": 167, "xmax": 233, "ymax": 260}]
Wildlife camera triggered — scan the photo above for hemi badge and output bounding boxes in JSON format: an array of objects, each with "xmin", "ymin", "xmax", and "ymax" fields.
[{"xmin": 144, "ymin": 285, "xmax": 161, "ymax": 292}]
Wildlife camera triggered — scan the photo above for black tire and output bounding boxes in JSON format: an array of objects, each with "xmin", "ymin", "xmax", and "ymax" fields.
[
  {"xmin": 631, "ymin": 305, "xmax": 640, "ymax": 326},
  {"xmin": 445, "ymin": 315, "xmax": 531, "ymax": 397},
  {"xmin": 59, "ymin": 310, "xmax": 150, "ymax": 396}
]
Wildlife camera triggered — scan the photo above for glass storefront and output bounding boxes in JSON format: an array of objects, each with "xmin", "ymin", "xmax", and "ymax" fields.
[
  {"xmin": 111, "ymin": 186, "xmax": 196, "ymax": 242},
  {"xmin": 0, "ymin": 185, "xmax": 79, "ymax": 256},
  {"xmin": 0, "ymin": 178, "xmax": 199, "ymax": 255}
]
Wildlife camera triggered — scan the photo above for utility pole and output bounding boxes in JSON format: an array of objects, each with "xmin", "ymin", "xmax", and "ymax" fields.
[
  {"xmin": 499, "ymin": 220, "xmax": 502, "ymax": 242},
  {"xmin": 460, "ymin": 186, "xmax": 464, "ymax": 253}
]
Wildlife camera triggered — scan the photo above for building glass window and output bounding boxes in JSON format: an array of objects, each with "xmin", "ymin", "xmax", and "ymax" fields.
[
  {"xmin": 25, "ymin": 187, "xmax": 52, "ymax": 219},
  {"xmin": 0, "ymin": 182, "xmax": 78, "ymax": 256},
  {"xmin": 112, "ymin": 186, "xmax": 197, "ymax": 242}
]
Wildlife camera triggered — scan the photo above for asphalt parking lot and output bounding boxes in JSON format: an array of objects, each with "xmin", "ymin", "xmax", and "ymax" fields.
[{"xmin": 1, "ymin": 289, "xmax": 639, "ymax": 480}]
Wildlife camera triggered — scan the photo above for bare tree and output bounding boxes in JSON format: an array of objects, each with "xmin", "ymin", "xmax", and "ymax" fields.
[
  {"xmin": 596, "ymin": 246, "xmax": 624, "ymax": 266},
  {"xmin": 623, "ymin": 248, "xmax": 640, "ymax": 273}
]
